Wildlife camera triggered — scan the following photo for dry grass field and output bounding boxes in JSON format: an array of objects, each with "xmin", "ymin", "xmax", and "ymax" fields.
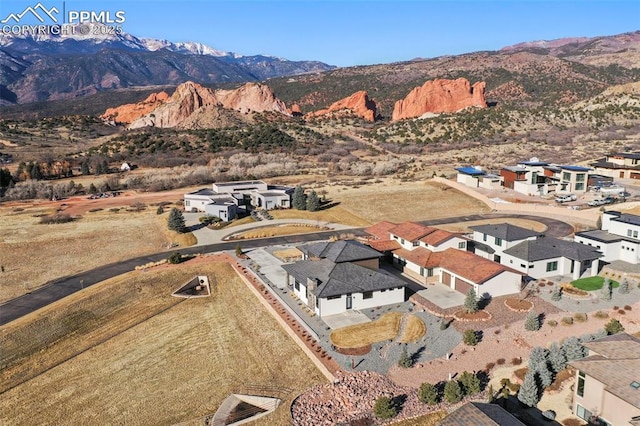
[
  {"xmin": 0, "ymin": 203, "xmax": 194, "ymax": 303},
  {"xmin": 0, "ymin": 260, "xmax": 325, "ymax": 425},
  {"xmin": 270, "ymin": 206, "xmax": 372, "ymax": 227},
  {"xmin": 231, "ymin": 224, "xmax": 330, "ymax": 239},
  {"xmin": 330, "ymin": 313, "xmax": 425, "ymax": 349},
  {"xmin": 436, "ymin": 218, "xmax": 548, "ymax": 234},
  {"xmin": 319, "ymin": 180, "xmax": 490, "ymax": 223}
]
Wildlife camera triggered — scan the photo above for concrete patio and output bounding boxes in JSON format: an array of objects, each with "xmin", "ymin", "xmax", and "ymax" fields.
[{"xmin": 415, "ymin": 283, "xmax": 466, "ymax": 309}]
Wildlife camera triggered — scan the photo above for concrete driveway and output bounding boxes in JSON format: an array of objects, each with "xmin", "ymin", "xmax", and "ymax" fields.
[
  {"xmin": 322, "ymin": 311, "xmax": 371, "ymax": 330},
  {"xmin": 245, "ymin": 247, "xmax": 290, "ymax": 289},
  {"xmin": 416, "ymin": 283, "xmax": 466, "ymax": 309}
]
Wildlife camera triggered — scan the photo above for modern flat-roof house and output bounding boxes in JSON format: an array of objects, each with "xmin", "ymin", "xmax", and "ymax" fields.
[
  {"xmin": 470, "ymin": 223, "xmax": 543, "ymax": 263},
  {"xmin": 455, "ymin": 167, "xmax": 503, "ymax": 189},
  {"xmin": 558, "ymin": 165, "xmax": 591, "ymax": 193},
  {"xmin": 590, "ymin": 152, "xmax": 640, "ymax": 180},
  {"xmin": 281, "ymin": 240, "xmax": 406, "ymax": 318},
  {"xmin": 365, "ymin": 221, "xmax": 523, "ymax": 297},
  {"xmin": 569, "ymin": 333, "xmax": 640, "ymax": 426},
  {"xmin": 575, "ymin": 211, "xmax": 640, "ymax": 265},
  {"xmin": 438, "ymin": 401, "xmax": 526, "ymax": 426},
  {"xmin": 500, "ymin": 159, "xmax": 592, "ymax": 196},
  {"xmin": 184, "ymin": 180, "xmax": 293, "ymax": 217}
]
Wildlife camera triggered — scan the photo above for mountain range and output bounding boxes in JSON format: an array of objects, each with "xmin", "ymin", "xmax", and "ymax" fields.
[{"xmin": 0, "ymin": 23, "xmax": 334, "ymax": 105}]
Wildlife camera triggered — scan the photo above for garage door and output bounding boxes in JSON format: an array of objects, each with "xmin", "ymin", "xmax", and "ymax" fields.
[
  {"xmin": 442, "ymin": 272, "xmax": 451, "ymax": 286},
  {"xmin": 454, "ymin": 278, "xmax": 473, "ymax": 294}
]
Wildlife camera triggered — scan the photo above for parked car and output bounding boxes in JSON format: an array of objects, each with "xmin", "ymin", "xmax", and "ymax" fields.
[
  {"xmin": 602, "ymin": 196, "xmax": 616, "ymax": 205},
  {"xmin": 588, "ymin": 199, "xmax": 605, "ymax": 207},
  {"xmin": 555, "ymin": 194, "xmax": 577, "ymax": 203}
]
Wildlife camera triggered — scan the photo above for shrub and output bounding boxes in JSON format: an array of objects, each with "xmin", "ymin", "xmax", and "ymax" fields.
[
  {"xmin": 561, "ymin": 317, "xmax": 574, "ymax": 325},
  {"xmin": 39, "ymin": 213, "xmax": 74, "ymax": 224},
  {"xmin": 168, "ymin": 252, "xmax": 182, "ymax": 264},
  {"xmin": 619, "ymin": 309, "xmax": 626, "ymax": 315},
  {"xmin": 439, "ymin": 318, "xmax": 449, "ymax": 330},
  {"xmin": 604, "ymin": 318, "xmax": 624, "ymax": 335},
  {"xmin": 167, "ymin": 208, "xmax": 187, "ymax": 233},
  {"xmin": 398, "ymin": 346, "xmax": 412, "ymax": 368},
  {"xmin": 485, "ymin": 362, "xmax": 495, "ymax": 371},
  {"xmin": 235, "ymin": 244, "xmax": 243, "ymax": 257},
  {"xmin": 511, "ymin": 357, "xmax": 522, "ymax": 366},
  {"xmin": 547, "ymin": 319, "xmax": 558, "ymax": 327},
  {"xmin": 573, "ymin": 313, "xmax": 587, "ymax": 322},
  {"xmin": 487, "ymin": 384, "xmax": 495, "ymax": 403},
  {"xmin": 373, "ymin": 396, "xmax": 397, "ymax": 419},
  {"xmin": 464, "ymin": 288, "xmax": 479, "ymax": 314},
  {"xmin": 601, "ymin": 277, "xmax": 612, "ymax": 300},
  {"xmin": 418, "ymin": 382, "xmax": 439, "ymax": 405},
  {"xmin": 594, "ymin": 311, "xmax": 609, "ymax": 319},
  {"xmin": 619, "ymin": 278, "xmax": 630, "ymax": 294},
  {"xmin": 156, "ymin": 205, "xmax": 164, "ymax": 215},
  {"xmin": 525, "ymin": 311, "xmax": 541, "ymax": 331},
  {"xmin": 497, "ymin": 358, "xmax": 506, "ymax": 365},
  {"xmin": 624, "ymin": 305, "xmax": 632, "ymax": 310},
  {"xmin": 459, "ymin": 371, "xmax": 481, "ymax": 396},
  {"xmin": 551, "ymin": 284, "xmax": 562, "ymax": 301},
  {"xmin": 444, "ymin": 380, "xmax": 463, "ymax": 404},
  {"xmin": 462, "ymin": 329, "xmax": 479, "ymax": 346}
]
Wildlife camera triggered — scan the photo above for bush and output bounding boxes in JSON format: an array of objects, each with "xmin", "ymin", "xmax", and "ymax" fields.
[
  {"xmin": 525, "ymin": 311, "xmax": 540, "ymax": 331},
  {"xmin": 624, "ymin": 305, "xmax": 632, "ymax": 310},
  {"xmin": 168, "ymin": 252, "xmax": 182, "ymax": 264},
  {"xmin": 439, "ymin": 318, "xmax": 449, "ymax": 330},
  {"xmin": 594, "ymin": 310, "xmax": 609, "ymax": 319},
  {"xmin": 573, "ymin": 313, "xmax": 587, "ymax": 322},
  {"xmin": 561, "ymin": 317, "xmax": 574, "ymax": 325},
  {"xmin": 619, "ymin": 278, "xmax": 630, "ymax": 294},
  {"xmin": 418, "ymin": 382, "xmax": 439, "ymax": 405},
  {"xmin": 373, "ymin": 396, "xmax": 397, "ymax": 419},
  {"xmin": 511, "ymin": 357, "xmax": 522, "ymax": 365},
  {"xmin": 547, "ymin": 319, "xmax": 558, "ymax": 327},
  {"xmin": 551, "ymin": 284, "xmax": 562, "ymax": 301},
  {"xmin": 496, "ymin": 358, "xmax": 506, "ymax": 365},
  {"xmin": 39, "ymin": 213, "xmax": 74, "ymax": 224},
  {"xmin": 444, "ymin": 380, "xmax": 463, "ymax": 404},
  {"xmin": 485, "ymin": 362, "xmax": 495, "ymax": 371},
  {"xmin": 459, "ymin": 371, "xmax": 481, "ymax": 396},
  {"xmin": 462, "ymin": 329, "xmax": 479, "ymax": 346},
  {"xmin": 235, "ymin": 244, "xmax": 243, "ymax": 257},
  {"xmin": 398, "ymin": 346, "xmax": 412, "ymax": 368},
  {"xmin": 156, "ymin": 205, "xmax": 164, "ymax": 215},
  {"xmin": 604, "ymin": 318, "xmax": 624, "ymax": 335}
]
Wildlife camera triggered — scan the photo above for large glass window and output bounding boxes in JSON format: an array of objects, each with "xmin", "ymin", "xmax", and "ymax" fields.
[
  {"xmin": 576, "ymin": 173, "xmax": 585, "ymax": 182},
  {"xmin": 363, "ymin": 291, "xmax": 373, "ymax": 299},
  {"xmin": 577, "ymin": 371, "xmax": 585, "ymax": 397},
  {"xmin": 562, "ymin": 172, "xmax": 571, "ymax": 181},
  {"xmin": 576, "ymin": 404, "xmax": 591, "ymax": 421},
  {"xmin": 576, "ymin": 182, "xmax": 584, "ymax": 191},
  {"xmin": 546, "ymin": 261, "xmax": 558, "ymax": 272},
  {"xmin": 495, "ymin": 237, "xmax": 502, "ymax": 246}
]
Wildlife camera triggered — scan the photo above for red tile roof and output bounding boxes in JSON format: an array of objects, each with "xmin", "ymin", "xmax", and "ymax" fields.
[
  {"xmin": 439, "ymin": 248, "xmax": 522, "ymax": 284},
  {"xmin": 368, "ymin": 239, "xmax": 402, "ymax": 252},
  {"xmin": 393, "ymin": 247, "xmax": 443, "ymax": 268},
  {"xmin": 420, "ymin": 229, "xmax": 456, "ymax": 246},
  {"xmin": 388, "ymin": 222, "xmax": 432, "ymax": 241},
  {"xmin": 364, "ymin": 221, "xmax": 397, "ymax": 240}
]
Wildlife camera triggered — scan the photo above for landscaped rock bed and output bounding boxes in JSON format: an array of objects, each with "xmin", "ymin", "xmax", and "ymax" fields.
[{"xmin": 504, "ymin": 298, "xmax": 533, "ymax": 312}]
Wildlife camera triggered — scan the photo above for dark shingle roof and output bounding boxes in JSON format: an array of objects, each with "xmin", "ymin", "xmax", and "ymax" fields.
[
  {"xmin": 470, "ymin": 223, "xmax": 542, "ymax": 242},
  {"xmin": 439, "ymin": 402, "xmax": 525, "ymax": 426},
  {"xmin": 503, "ymin": 237, "xmax": 602, "ymax": 262},
  {"xmin": 612, "ymin": 213, "xmax": 640, "ymax": 227},
  {"xmin": 282, "ymin": 259, "xmax": 406, "ymax": 298},
  {"xmin": 299, "ymin": 240, "xmax": 381, "ymax": 263}
]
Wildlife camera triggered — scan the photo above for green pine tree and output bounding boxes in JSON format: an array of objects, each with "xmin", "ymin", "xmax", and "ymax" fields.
[
  {"xmin": 398, "ymin": 346, "xmax": 412, "ymax": 368},
  {"xmin": 373, "ymin": 396, "xmax": 397, "ymax": 419},
  {"xmin": 524, "ymin": 311, "xmax": 540, "ymax": 331},
  {"xmin": 604, "ymin": 318, "xmax": 624, "ymax": 335},
  {"xmin": 292, "ymin": 185, "xmax": 306, "ymax": 210},
  {"xmin": 306, "ymin": 190, "xmax": 320, "ymax": 212},
  {"xmin": 459, "ymin": 371, "xmax": 481, "ymax": 396},
  {"xmin": 444, "ymin": 380, "xmax": 463, "ymax": 404},
  {"xmin": 464, "ymin": 288, "xmax": 478, "ymax": 313},
  {"xmin": 418, "ymin": 382, "xmax": 439, "ymax": 405},
  {"xmin": 167, "ymin": 208, "xmax": 187, "ymax": 233},
  {"xmin": 601, "ymin": 277, "xmax": 612, "ymax": 300}
]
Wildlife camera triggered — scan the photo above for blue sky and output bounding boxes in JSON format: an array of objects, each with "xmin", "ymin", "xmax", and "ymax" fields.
[{"xmin": 2, "ymin": 0, "xmax": 639, "ymax": 66}]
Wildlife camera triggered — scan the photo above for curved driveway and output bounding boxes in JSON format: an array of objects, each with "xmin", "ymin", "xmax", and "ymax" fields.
[{"xmin": 0, "ymin": 213, "xmax": 574, "ymax": 326}]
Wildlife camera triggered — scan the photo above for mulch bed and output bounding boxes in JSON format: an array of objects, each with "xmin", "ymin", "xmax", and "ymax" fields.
[
  {"xmin": 334, "ymin": 345, "xmax": 371, "ymax": 356},
  {"xmin": 504, "ymin": 298, "xmax": 533, "ymax": 312}
]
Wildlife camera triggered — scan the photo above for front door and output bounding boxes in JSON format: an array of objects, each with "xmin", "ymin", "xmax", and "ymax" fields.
[{"xmin": 346, "ymin": 294, "xmax": 352, "ymax": 310}]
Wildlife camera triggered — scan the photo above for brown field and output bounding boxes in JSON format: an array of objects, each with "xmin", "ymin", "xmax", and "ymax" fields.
[
  {"xmin": 231, "ymin": 224, "xmax": 330, "ymax": 239},
  {"xmin": 0, "ymin": 202, "xmax": 195, "ymax": 303},
  {"xmin": 269, "ymin": 206, "xmax": 372, "ymax": 227},
  {"xmin": 320, "ymin": 180, "xmax": 490, "ymax": 223},
  {"xmin": 330, "ymin": 313, "xmax": 425, "ymax": 349},
  {"xmin": 0, "ymin": 260, "xmax": 325, "ymax": 425},
  {"xmin": 436, "ymin": 218, "xmax": 547, "ymax": 234}
]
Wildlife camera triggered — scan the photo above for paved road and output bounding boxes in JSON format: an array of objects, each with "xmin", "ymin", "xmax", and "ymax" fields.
[{"xmin": 0, "ymin": 213, "xmax": 574, "ymax": 326}]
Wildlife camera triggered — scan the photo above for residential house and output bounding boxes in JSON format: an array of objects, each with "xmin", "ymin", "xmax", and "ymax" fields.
[
  {"xmin": 438, "ymin": 401, "xmax": 526, "ymax": 426},
  {"xmin": 590, "ymin": 152, "xmax": 640, "ymax": 180},
  {"xmin": 455, "ymin": 167, "xmax": 503, "ymax": 189},
  {"xmin": 183, "ymin": 188, "xmax": 240, "ymax": 221},
  {"xmin": 470, "ymin": 223, "xmax": 543, "ymax": 263},
  {"xmin": 575, "ymin": 211, "xmax": 640, "ymax": 265},
  {"xmin": 501, "ymin": 236, "xmax": 601, "ymax": 280},
  {"xmin": 365, "ymin": 221, "xmax": 523, "ymax": 297},
  {"xmin": 558, "ymin": 165, "xmax": 591, "ymax": 193},
  {"xmin": 569, "ymin": 333, "xmax": 640, "ymax": 426},
  {"xmin": 501, "ymin": 159, "xmax": 592, "ymax": 196},
  {"xmin": 281, "ymin": 240, "xmax": 406, "ymax": 318}
]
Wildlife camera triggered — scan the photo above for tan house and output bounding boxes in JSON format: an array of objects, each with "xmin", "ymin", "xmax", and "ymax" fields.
[{"xmin": 569, "ymin": 333, "xmax": 640, "ymax": 426}]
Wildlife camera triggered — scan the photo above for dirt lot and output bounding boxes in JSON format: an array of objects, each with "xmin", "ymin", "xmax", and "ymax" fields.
[
  {"xmin": 0, "ymin": 200, "xmax": 194, "ymax": 303},
  {"xmin": 0, "ymin": 259, "xmax": 325, "ymax": 425}
]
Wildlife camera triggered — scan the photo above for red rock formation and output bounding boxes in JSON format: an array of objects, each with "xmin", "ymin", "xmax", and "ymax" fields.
[
  {"xmin": 101, "ymin": 91, "xmax": 169, "ymax": 124},
  {"xmin": 309, "ymin": 91, "xmax": 377, "ymax": 122},
  {"xmin": 290, "ymin": 103, "xmax": 302, "ymax": 116},
  {"xmin": 392, "ymin": 78, "xmax": 486, "ymax": 121},
  {"xmin": 127, "ymin": 81, "xmax": 290, "ymax": 129}
]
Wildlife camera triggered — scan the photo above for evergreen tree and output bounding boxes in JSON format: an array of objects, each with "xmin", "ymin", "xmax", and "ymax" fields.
[
  {"xmin": 487, "ymin": 384, "xmax": 496, "ymax": 404},
  {"xmin": 292, "ymin": 185, "xmax": 306, "ymax": 210},
  {"xmin": 444, "ymin": 380, "xmax": 463, "ymax": 404},
  {"xmin": 101, "ymin": 159, "xmax": 109, "ymax": 174},
  {"xmin": 551, "ymin": 284, "xmax": 562, "ymax": 301},
  {"xmin": 373, "ymin": 396, "xmax": 397, "ymax": 419},
  {"xmin": 601, "ymin": 277, "xmax": 612, "ymax": 300},
  {"xmin": 81, "ymin": 161, "xmax": 90, "ymax": 175},
  {"xmin": 306, "ymin": 190, "xmax": 320, "ymax": 212},
  {"xmin": 459, "ymin": 371, "xmax": 481, "ymax": 396},
  {"xmin": 518, "ymin": 370, "xmax": 540, "ymax": 407},
  {"xmin": 604, "ymin": 318, "xmax": 624, "ymax": 335},
  {"xmin": 89, "ymin": 183, "xmax": 98, "ymax": 194},
  {"xmin": 418, "ymin": 382, "xmax": 439, "ymax": 405},
  {"xmin": 167, "ymin": 207, "xmax": 187, "ymax": 233},
  {"xmin": 462, "ymin": 329, "xmax": 479, "ymax": 346},
  {"xmin": 14, "ymin": 162, "xmax": 25, "ymax": 180},
  {"xmin": 528, "ymin": 346, "xmax": 549, "ymax": 372},
  {"xmin": 398, "ymin": 346, "xmax": 412, "ymax": 368},
  {"xmin": 235, "ymin": 243, "xmax": 243, "ymax": 257},
  {"xmin": 562, "ymin": 336, "xmax": 586, "ymax": 362},
  {"xmin": 156, "ymin": 205, "xmax": 164, "ymax": 215},
  {"xmin": 619, "ymin": 278, "xmax": 630, "ymax": 294},
  {"xmin": 524, "ymin": 311, "xmax": 540, "ymax": 331},
  {"xmin": 464, "ymin": 288, "xmax": 479, "ymax": 313},
  {"xmin": 537, "ymin": 365, "xmax": 553, "ymax": 388},
  {"xmin": 548, "ymin": 342, "xmax": 567, "ymax": 373}
]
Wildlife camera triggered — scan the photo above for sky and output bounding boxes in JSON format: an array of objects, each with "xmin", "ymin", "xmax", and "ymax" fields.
[{"xmin": 2, "ymin": 0, "xmax": 639, "ymax": 66}]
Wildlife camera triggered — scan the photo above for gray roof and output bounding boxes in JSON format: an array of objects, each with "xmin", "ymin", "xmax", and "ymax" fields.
[
  {"xmin": 471, "ymin": 223, "xmax": 542, "ymax": 242},
  {"xmin": 299, "ymin": 240, "xmax": 382, "ymax": 263},
  {"xmin": 188, "ymin": 188, "xmax": 217, "ymax": 196},
  {"xmin": 576, "ymin": 229, "xmax": 636, "ymax": 244},
  {"xmin": 503, "ymin": 237, "xmax": 602, "ymax": 262},
  {"xmin": 612, "ymin": 213, "xmax": 640, "ymax": 227},
  {"xmin": 472, "ymin": 241, "xmax": 496, "ymax": 254},
  {"xmin": 502, "ymin": 166, "xmax": 528, "ymax": 173},
  {"xmin": 282, "ymin": 259, "xmax": 405, "ymax": 298},
  {"xmin": 439, "ymin": 402, "xmax": 525, "ymax": 426}
]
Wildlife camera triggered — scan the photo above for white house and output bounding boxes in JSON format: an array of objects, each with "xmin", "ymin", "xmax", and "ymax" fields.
[
  {"xmin": 204, "ymin": 197, "xmax": 238, "ymax": 222},
  {"xmin": 590, "ymin": 152, "xmax": 640, "ymax": 180},
  {"xmin": 470, "ymin": 223, "xmax": 542, "ymax": 263},
  {"xmin": 251, "ymin": 190, "xmax": 291, "ymax": 210},
  {"xmin": 282, "ymin": 240, "xmax": 406, "ymax": 318},
  {"xmin": 575, "ymin": 210, "xmax": 640, "ymax": 265}
]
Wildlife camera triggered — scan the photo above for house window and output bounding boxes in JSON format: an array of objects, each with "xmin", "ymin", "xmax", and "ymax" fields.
[
  {"xmin": 185, "ymin": 200, "xmax": 190, "ymax": 207},
  {"xmin": 413, "ymin": 241, "xmax": 419, "ymax": 247},
  {"xmin": 483, "ymin": 233, "xmax": 487, "ymax": 242},
  {"xmin": 427, "ymin": 268, "xmax": 433, "ymax": 277},
  {"xmin": 458, "ymin": 242, "xmax": 466, "ymax": 249},
  {"xmin": 327, "ymin": 295, "xmax": 341, "ymax": 300},
  {"xmin": 634, "ymin": 230, "xmax": 638, "ymax": 238},
  {"xmin": 628, "ymin": 229, "xmax": 633, "ymax": 237},
  {"xmin": 363, "ymin": 291, "xmax": 373, "ymax": 299},
  {"xmin": 294, "ymin": 281, "xmax": 300, "ymax": 291},
  {"xmin": 546, "ymin": 261, "xmax": 558, "ymax": 272},
  {"xmin": 401, "ymin": 239, "xmax": 405, "ymax": 245},
  {"xmin": 281, "ymin": 199, "xmax": 288, "ymax": 206},
  {"xmin": 577, "ymin": 371, "xmax": 585, "ymax": 397},
  {"xmin": 576, "ymin": 405, "xmax": 591, "ymax": 422},
  {"xmin": 562, "ymin": 172, "xmax": 571, "ymax": 181},
  {"xmin": 576, "ymin": 173, "xmax": 585, "ymax": 182},
  {"xmin": 575, "ymin": 182, "xmax": 584, "ymax": 191},
  {"xmin": 520, "ymin": 264, "xmax": 526, "ymax": 268},
  {"xmin": 495, "ymin": 237, "xmax": 502, "ymax": 246}
]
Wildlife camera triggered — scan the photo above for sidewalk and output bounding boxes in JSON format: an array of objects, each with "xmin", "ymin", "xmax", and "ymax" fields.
[{"xmin": 183, "ymin": 213, "xmax": 358, "ymax": 246}]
